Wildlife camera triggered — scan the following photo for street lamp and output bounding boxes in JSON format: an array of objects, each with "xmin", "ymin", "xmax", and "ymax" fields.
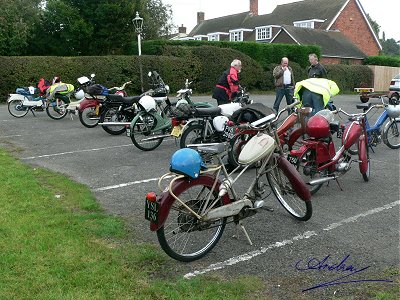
[
  {"xmin": 133, "ymin": 11, "xmax": 143, "ymax": 55},
  {"xmin": 133, "ymin": 11, "xmax": 144, "ymax": 91}
]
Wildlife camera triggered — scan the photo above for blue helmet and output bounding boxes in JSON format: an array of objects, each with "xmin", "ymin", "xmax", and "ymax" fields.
[{"xmin": 169, "ymin": 148, "xmax": 207, "ymax": 179}]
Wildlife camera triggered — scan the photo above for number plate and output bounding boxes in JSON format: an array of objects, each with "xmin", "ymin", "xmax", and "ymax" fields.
[
  {"xmin": 171, "ymin": 125, "xmax": 183, "ymax": 137},
  {"xmin": 145, "ymin": 199, "xmax": 159, "ymax": 224},
  {"xmin": 223, "ymin": 125, "xmax": 235, "ymax": 140},
  {"xmin": 337, "ymin": 127, "xmax": 344, "ymax": 139},
  {"xmin": 287, "ymin": 154, "xmax": 299, "ymax": 165}
]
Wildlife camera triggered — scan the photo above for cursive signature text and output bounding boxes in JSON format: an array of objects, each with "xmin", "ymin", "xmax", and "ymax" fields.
[{"xmin": 295, "ymin": 254, "xmax": 393, "ymax": 292}]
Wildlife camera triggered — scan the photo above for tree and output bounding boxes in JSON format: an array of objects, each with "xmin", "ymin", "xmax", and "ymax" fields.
[
  {"xmin": 381, "ymin": 39, "xmax": 400, "ymax": 56},
  {"xmin": 366, "ymin": 13, "xmax": 380, "ymax": 38},
  {"xmin": 0, "ymin": 0, "xmax": 42, "ymax": 55}
]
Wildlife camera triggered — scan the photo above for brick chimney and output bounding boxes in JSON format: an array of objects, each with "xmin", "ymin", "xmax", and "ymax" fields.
[
  {"xmin": 197, "ymin": 12, "xmax": 205, "ymax": 24},
  {"xmin": 178, "ymin": 24, "xmax": 186, "ymax": 34},
  {"xmin": 250, "ymin": 0, "xmax": 258, "ymax": 16}
]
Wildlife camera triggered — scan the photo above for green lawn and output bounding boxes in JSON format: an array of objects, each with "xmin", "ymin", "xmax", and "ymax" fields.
[{"xmin": 0, "ymin": 148, "xmax": 262, "ymax": 299}]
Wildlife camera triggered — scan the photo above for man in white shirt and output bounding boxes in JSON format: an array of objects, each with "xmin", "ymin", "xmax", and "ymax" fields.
[{"xmin": 272, "ymin": 57, "xmax": 295, "ymax": 113}]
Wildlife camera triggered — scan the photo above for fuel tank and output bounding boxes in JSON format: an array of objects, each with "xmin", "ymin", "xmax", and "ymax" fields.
[{"xmin": 238, "ymin": 133, "xmax": 275, "ymax": 165}]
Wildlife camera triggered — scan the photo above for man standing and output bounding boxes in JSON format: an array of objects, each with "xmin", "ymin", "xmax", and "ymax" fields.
[
  {"xmin": 308, "ymin": 53, "xmax": 327, "ymax": 78},
  {"xmin": 272, "ymin": 57, "xmax": 294, "ymax": 113}
]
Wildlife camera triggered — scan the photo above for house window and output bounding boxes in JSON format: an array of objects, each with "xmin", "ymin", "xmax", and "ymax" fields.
[
  {"xmin": 256, "ymin": 27, "xmax": 272, "ymax": 41},
  {"xmin": 208, "ymin": 34, "xmax": 219, "ymax": 41},
  {"xmin": 194, "ymin": 37, "xmax": 202, "ymax": 41},
  {"xmin": 230, "ymin": 31, "xmax": 243, "ymax": 42},
  {"xmin": 294, "ymin": 21, "xmax": 314, "ymax": 28}
]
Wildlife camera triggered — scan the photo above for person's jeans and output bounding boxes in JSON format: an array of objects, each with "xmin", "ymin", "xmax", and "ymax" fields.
[
  {"xmin": 273, "ymin": 85, "xmax": 294, "ymax": 113},
  {"xmin": 301, "ymin": 89, "xmax": 324, "ymax": 116}
]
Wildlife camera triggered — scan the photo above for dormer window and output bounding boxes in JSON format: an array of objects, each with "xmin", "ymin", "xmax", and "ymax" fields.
[
  {"xmin": 229, "ymin": 29, "xmax": 252, "ymax": 42},
  {"xmin": 193, "ymin": 35, "xmax": 208, "ymax": 41},
  {"xmin": 208, "ymin": 34, "xmax": 219, "ymax": 41},
  {"xmin": 293, "ymin": 19, "xmax": 325, "ymax": 29},
  {"xmin": 255, "ymin": 26, "xmax": 272, "ymax": 41}
]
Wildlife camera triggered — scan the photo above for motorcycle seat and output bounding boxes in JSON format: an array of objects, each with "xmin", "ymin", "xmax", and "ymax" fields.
[
  {"xmin": 194, "ymin": 107, "xmax": 222, "ymax": 117},
  {"xmin": 107, "ymin": 94, "xmax": 141, "ymax": 105},
  {"xmin": 356, "ymin": 103, "xmax": 371, "ymax": 110}
]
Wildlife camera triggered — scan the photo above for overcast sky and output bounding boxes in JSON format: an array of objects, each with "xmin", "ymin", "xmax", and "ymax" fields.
[{"xmin": 162, "ymin": 0, "xmax": 398, "ymax": 41}]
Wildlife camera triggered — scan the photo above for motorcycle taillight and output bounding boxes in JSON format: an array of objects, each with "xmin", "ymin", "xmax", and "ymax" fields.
[{"xmin": 171, "ymin": 118, "xmax": 181, "ymax": 126}]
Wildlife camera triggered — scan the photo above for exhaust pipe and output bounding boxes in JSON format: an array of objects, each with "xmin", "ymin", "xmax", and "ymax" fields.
[
  {"xmin": 202, "ymin": 199, "xmax": 253, "ymax": 221},
  {"xmin": 98, "ymin": 122, "xmax": 131, "ymax": 126},
  {"xmin": 140, "ymin": 134, "xmax": 172, "ymax": 142},
  {"xmin": 308, "ymin": 176, "xmax": 336, "ymax": 186}
]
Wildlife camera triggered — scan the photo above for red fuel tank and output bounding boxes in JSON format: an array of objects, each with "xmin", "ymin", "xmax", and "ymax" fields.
[{"xmin": 342, "ymin": 121, "xmax": 362, "ymax": 150}]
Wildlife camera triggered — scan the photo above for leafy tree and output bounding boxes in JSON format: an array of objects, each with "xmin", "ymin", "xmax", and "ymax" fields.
[
  {"xmin": 366, "ymin": 13, "xmax": 380, "ymax": 38},
  {"xmin": 381, "ymin": 39, "xmax": 400, "ymax": 56},
  {"xmin": 0, "ymin": 0, "xmax": 42, "ymax": 55}
]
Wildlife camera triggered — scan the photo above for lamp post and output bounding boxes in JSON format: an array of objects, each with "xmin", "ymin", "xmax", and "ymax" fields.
[{"xmin": 133, "ymin": 11, "xmax": 144, "ymax": 91}]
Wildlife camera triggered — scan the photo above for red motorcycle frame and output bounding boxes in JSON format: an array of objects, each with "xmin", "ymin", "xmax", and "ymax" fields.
[{"xmin": 288, "ymin": 104, "xmax": 384, "ymax": 194}]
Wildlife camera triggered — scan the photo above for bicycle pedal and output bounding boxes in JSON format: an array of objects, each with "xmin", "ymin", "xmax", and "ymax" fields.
[{"xmin": 253, "ymin": 200, "xmax": 265, "ymax": 209}]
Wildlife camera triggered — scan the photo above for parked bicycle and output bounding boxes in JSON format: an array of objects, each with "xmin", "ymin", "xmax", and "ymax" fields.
[{"xmin": 144, "ymin": 101, "xmax": 311, "ymax": 262}]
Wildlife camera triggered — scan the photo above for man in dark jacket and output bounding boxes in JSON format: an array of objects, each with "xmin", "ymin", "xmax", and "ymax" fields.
[
  {"xmin": 212, "ymin": 59, "xmax": 241, "ymax": 105},
  {"xmin": 308, "ymin": 53, "xmax": 327, "ymax": 78},
  {"xmin": 272, "ymin": 57, "xmax": 295, "ymax": 113}
]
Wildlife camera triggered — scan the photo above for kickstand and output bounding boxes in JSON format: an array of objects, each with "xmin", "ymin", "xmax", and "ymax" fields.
[
  {"xmin": 238, "ymin": 220, "xmax": 253, "ymax": 246},
  {"xmin": 335, "ymin": 178, "xmax": 344, "ymax": 191},
  {"xmin": 69, "ymin": 112, "xmax": 74, "ymax": 120},
  {"xmin": 30, "ymin": 109, "xmax": 36, "ymax": 117}
]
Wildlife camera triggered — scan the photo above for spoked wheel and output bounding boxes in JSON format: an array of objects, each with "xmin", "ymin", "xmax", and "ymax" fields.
[
  {"xmin": 156, "ymin": 178, "xmax": 227, "ymax": 262},
  {"xmin": 296, "ymin": 149, "xmax": 326, "ymax": 195},
  {"xmin": 180, "ymin": 124, "xmax": 213, "ymax": 148},
  {"xmin": 383, "ymin": 120, "xmax": 400, "ymax": 149},
  {"xmin": 227, "ymin": 133, "xmax": 253, "ymax": 167},
  {"xmin": 130, "ymin": 113, "xmax": 165, "ymax": 151},
  {"xmin": 266, "ymin": 159, "xmax": 312, "ymax": 221},
  {"xmin": 46, "ymin": 98, "xmax": 68, "ymax": 120},
  {"xmin": 79, "ymin": 106, "xmax": 101, "ymax": 128},
  {"xmin": 8, "ymin": 100, "xmax": 29, "ymax": 118},
  {"xmin": 99, "ymin": 107, "xmax": 126, "ymax": 135}
]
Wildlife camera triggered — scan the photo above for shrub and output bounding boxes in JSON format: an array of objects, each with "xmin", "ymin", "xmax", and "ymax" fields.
[
  {"xmin": 364, "ymin": 56, "xmax": 400, "ymax": 67},
  {"xmin": 133, "ymin": 40, "xmax": 321, "ymax": 68},
  {"xmin": 325, "ymin": 65, "xmax": 373, "ymax": 91}
]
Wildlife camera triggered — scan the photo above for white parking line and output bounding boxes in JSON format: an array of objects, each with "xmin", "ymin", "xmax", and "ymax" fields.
[
  {"xmin": 1, "ymin": 134, "xmax": 22, "ymax": 138},
  {"xmin": 183, "ymin": 200, "xmax": 400, "ymax": 279},
  {"xmin": 21, "ymin": 144, "xmax": 134, "ymax": 160},
  {"xmin": 94, "ymin": 175, "xmax": 174, "ymax": 191}
]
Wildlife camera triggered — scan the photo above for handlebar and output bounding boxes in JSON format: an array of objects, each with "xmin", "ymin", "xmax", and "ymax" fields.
[
  {"xmin": 237, "ymin": 100, "xmax": 301, "ymax": 130},
  {"xmin": 109, "ymin": 81, "xmax": 132, "ymax": 91},
  {"xmin": 334, "ymin": 103, "xmax": 384, "ymax": 119}
]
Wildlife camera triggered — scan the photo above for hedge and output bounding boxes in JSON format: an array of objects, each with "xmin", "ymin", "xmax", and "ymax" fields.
[
  {"xmin": 325, "ymin": 65, "xmax": 373, "ymax": 92},
  {"xmin": 364, "ymin": 56, "xmax": 400, "ymax": 67},
  {"xmin": 0, "ymin": 47, "xmax": 265, "ymax": 102},
  {"xmin": 132, "ymin": 40, "xmax": 321, "ymax": 69}
]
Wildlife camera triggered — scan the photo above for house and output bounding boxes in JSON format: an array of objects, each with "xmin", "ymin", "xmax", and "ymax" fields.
[{"xmin": 182, "ymin": 0, "xmax": 382, "ymax": 64}]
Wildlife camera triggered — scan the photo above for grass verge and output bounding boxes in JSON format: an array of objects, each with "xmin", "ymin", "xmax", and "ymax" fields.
[{"xmin": 0, "ymin": 148, "xmax": 262, "ymax": 299}]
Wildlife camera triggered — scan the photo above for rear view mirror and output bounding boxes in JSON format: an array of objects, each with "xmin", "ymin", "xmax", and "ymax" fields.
[
  {"xmin": 90, "ymin": 73, "xmax": 95, "ymax": 78},
  {"xmin": 148, "ymin": 71, "xmax": 152, "ymax": 77}
]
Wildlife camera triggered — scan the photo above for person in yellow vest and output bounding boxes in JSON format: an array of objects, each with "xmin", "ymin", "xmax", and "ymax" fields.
[{"xmin": 294, "ymin": 78, "xmax": 340, "ymax": 115}]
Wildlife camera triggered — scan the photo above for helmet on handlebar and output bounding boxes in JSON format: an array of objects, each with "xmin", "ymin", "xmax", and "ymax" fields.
[
  {"xmin": 139, "ymin": 95, "xmax": 156, "ymax": 112},
  {"xmin": 74, "ymin": 89, "xmax": 85, "ymax": 100},
  {"xmin": 306, "ymin": 115, "xmax": 331, "ymax": 139},
  {"xmin": 387, "ymin": 104, "xmax": 400, "ymax": 118},
  {"xmin": 169, "ymin": 148, "xmax": 207, "ymax": 179}
]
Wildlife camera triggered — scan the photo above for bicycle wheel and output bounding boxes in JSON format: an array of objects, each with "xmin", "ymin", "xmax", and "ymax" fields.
[
  {"xmin": 8, "ymin": 100, "xmax": 29, "ymax": 118},
  {"xmin": 296, "ymin": 149, "xmax": 325, "ymax": 195},
  {"xmin": 180, "ymin": 124, "xmax": 213, "ymax": 148},
  {"xmin": 156, "ymin": 177, "xmax": 227, "ymax": 262},
  {"xmin": 79, "ymin": 106, "xmax": 101, "ymax": 128},
  {"xmin": 100, "ymin": 107, "xmax": 126, "ymax": 135},
  {"xmin": 266, "ymin": 160, "xmax": 312, "ymax": 221},
  {"xmin": 46, "ymin": 99, "xmax": 68, "ymax": 120},
  {"xmin": 130, "ymin": 113, "xmax": 165, "ymax": 151},
  {"xmin": 383, "ymin": 120, "xmax": 400, "ymax": 149}
]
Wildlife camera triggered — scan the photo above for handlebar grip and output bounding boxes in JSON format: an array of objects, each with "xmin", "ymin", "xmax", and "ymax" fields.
[
  {"xmin": 288, "ymin": 100, "xmax": 300, "ymax": 109},
  {"xmin": 238, "ymin": 123, "xmax": 250, "ymax": 130}
]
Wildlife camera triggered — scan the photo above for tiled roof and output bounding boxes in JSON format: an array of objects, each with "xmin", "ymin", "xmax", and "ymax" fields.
[
  {"xmin": 189, "ymin": 0, "xmax": 348, "ymax": 36},
  {"xmin": 276, "ymin": 25, "xmax": 366, "ymax": 58}
]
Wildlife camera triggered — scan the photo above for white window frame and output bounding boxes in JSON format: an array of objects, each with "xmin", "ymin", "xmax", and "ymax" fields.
[
  {"xmin": 193, "ymin": 35, "xmax": 208, "ymax": 41},
  {"xmin": 293, "ymin": 19, "xmax": 325, "ymax": 29},
  {"xmin": 229, "ymin": 29, "xmax": 252, "ymax": 42},
  {"xmin": 255, "ymin": 26, "xmax": 272, "ymax": 41},
  {"xmin": 208, "ymin": 34, "xmax": 219, "ymax": 41}
]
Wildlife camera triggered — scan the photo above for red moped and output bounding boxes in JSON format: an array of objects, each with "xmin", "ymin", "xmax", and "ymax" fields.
[{"xmin": 288, "ymin": 104, "xmax": 384, "ymax": 194}]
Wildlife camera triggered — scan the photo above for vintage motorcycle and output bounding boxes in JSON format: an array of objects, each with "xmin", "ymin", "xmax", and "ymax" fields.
[{"xmin": 144, "ymin": 100, "xmax": 311, "ymax": 262}]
